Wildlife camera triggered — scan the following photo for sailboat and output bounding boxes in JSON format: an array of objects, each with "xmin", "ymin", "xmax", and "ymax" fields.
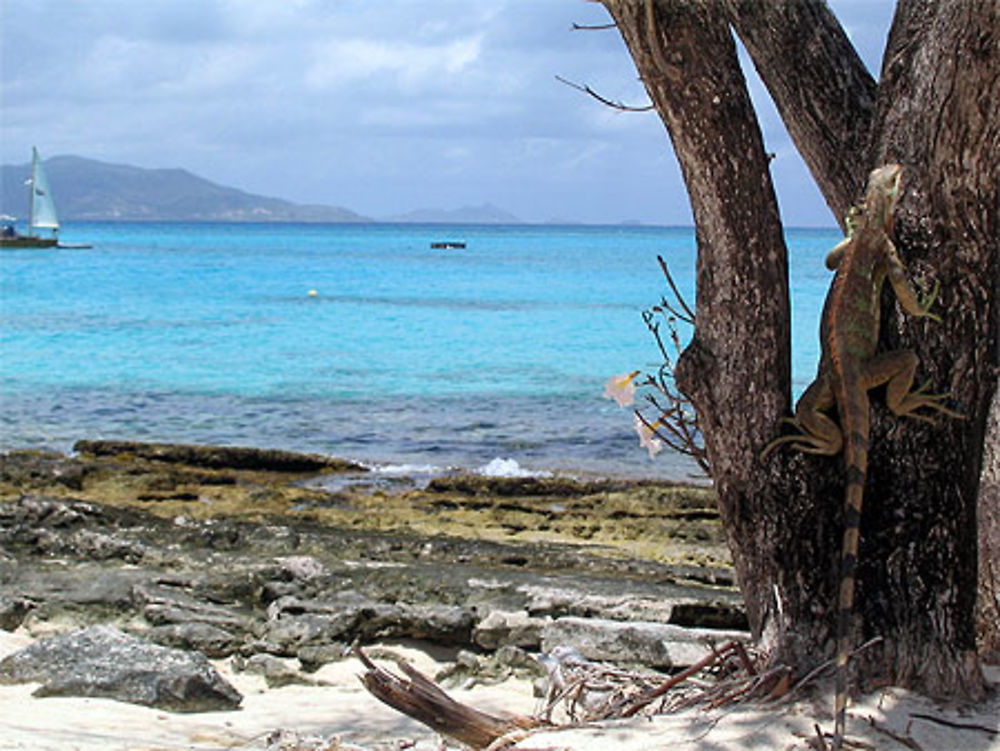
[{"xmin": 1, "ymin": 147, "xmax": 68, "ymax": 249}]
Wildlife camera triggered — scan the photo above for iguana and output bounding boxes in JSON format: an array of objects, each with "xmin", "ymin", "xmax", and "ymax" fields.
[{"xmin": 761, "ymin": 163, "xmax": 960, "ymax": 751}]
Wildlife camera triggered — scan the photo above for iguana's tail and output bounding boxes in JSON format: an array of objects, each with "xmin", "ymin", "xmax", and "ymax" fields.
[{"xmin": 832, "ymin": 391, "xmax": 868, "ymax": 751}]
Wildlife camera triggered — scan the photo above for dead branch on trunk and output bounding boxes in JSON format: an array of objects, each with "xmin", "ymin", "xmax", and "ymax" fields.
[{"xmin": 571, "ymin": 21, "xmax": 617, "ymax": 31}]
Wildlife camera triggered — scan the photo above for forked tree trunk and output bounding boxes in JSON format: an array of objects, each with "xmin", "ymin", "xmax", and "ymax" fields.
[{"xmin": 601, "ymin": 0, "xmax": 998, "ymax": 700}]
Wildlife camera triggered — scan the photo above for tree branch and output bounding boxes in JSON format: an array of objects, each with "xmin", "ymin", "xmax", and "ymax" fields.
[
  {"xmin": 356, "ymin": 648, "xmax": 540, "ymax": 747},
  {"xmin": 571, "ymin": 21, "xmax": 617, "ymax": 31},
  {"xmin": 555, "ymin": 75, "xmax": 654, "ymax": 112},
  {"xmin": 722, "ymin": 0, "xmax": 877, "ymax": 226}
]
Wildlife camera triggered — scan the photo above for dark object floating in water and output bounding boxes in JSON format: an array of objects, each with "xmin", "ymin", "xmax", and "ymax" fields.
[{"xmin": 431, "ymin": 241, "xmax": 466, "ymax": 249}]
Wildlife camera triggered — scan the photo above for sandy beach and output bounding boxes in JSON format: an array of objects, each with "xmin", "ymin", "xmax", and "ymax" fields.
[
  {"xmin": 2, "ymin": 627, "xmax": 997, "ymax": 751},
  {"xmin": 0, "ymin": 631, "xmax": 537, "ymax": 751}
]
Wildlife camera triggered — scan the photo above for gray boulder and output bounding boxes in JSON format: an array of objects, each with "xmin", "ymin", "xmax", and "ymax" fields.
[
  {"xmin": 261, "ymin": 595, "xmax": 474, "ymax": 656},
  {"xmin": 473, "ymin": 609, "xmax": 547, "ymax": 650},
  {"xmin": 541, "ymin": 616, "xmax": 748, "ymax": 669},
  {"xmin": 145, "ymin": 621, "xmax": 240, "ymax": 658},
  {"xmin": 0, "ymin": 625, "xmax": 242, "ymax": 711}
]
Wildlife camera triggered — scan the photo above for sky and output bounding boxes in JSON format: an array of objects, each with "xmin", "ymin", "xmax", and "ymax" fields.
[{"xmin": 0, "ymin": 1, "xmax": 895, "ymax": 226}]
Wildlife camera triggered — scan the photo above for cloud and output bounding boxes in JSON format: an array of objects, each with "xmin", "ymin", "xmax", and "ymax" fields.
[
  {"xmin": 0, "ymin": 0, "xmax": 890, "ymax": 225},
  {"xmin": 305, "ymin": 35, "xmax": 484, "ymax": 92}
]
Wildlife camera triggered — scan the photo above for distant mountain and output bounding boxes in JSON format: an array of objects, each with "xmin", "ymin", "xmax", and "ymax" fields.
[
  {"xmin": 0, "ymin": 154, "xmax": 528, "ymax": 225},
  {"xmin": 387, "ymin": 203, "xmax": 522, "ymax": 224},
  {"xmin": 0, "ymin": 155, "xmax": 370, "ymax": 223}
]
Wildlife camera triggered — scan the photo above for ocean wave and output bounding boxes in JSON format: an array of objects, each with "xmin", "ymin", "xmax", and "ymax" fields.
[
  {"xmin": 477, "ymin": 457, "xmax": 551, "ymax": 478},
  {"xmin": 365, "ymin": 462, "xmax": 445, "ymax": 476}
]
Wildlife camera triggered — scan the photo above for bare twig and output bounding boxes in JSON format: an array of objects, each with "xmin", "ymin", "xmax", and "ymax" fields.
[
  {"xmin": 620, "ymin": 641, "xmax": 742, "ymax": 717},
  {"xmin": 571, "ymin": 21, "xmax": 617, "ymax": 30},
  {"xmin": 909, "ymin": 713, "xmax": 998, "ymax": 737},
  {"xmin": 554, "ymin": 75, "xmax": 655, "ymax": 112},
  {"xmin": 867, "ymin": 717, "xmax": 927, "ymax": 750},
  {"xmin": 657, "ymin": 254, "xmax": 696, "ymax": 323},
  {"xmin": 732, "ymin": 641, "xmax": 757, "ymax": 676},
  {"xmin": 624, "ymin": 252, "xmax": 709, "ymax": 473},
  {"xmin": 774, "ymin": 636, "xmax": 884, "ymax": 706},
  {"xmin": 814, "ymin": 723, "xmax": 830, "ymax": 750}
]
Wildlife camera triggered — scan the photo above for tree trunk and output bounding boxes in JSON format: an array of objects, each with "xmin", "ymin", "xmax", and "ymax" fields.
[
  {"xmin": 843, "ymin": 0, "xmax": 998, "ymax": 698},
  {"xmin": 602, "ymin": 0, "xmax": 997, "ymax": 701},
  {"xmin": 600, "ymin": 0, "xmax": 793, "ymax": 652},
  {"xmin": 602, "ymin": 0, "xmax": 845, "ymax": 672}
]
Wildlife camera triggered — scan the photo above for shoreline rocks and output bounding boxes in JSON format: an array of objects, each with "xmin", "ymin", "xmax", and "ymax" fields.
[
  {"xmin": 73, "ymin": 440, "xmax": 365, "ymax": 474},
  {"xmin": 0, "ymin": 442, "xmax": 746, "ymax": 715},
  {"xmin": 0, "ymin": 625, "xmax": 242, "ymax": 711}
]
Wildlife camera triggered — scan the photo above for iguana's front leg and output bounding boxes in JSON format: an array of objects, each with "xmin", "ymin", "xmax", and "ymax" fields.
[
  {"xmin": 885, "ymin": 239, "xmax": 942, "ymax": 322},
  {"xmin": 761, "ymin": 375, "xmax": 843, "ymax": 459}
]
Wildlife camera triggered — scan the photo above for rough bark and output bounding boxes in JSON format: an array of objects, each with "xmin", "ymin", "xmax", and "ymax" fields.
[
  {"xmin": 979, "ymin": 387, "xmax": 1000, "ymax": 658},
  {"xmin": 722, "ymin": 0, "xmax": 877, "ymax": 225},
  {"xmin": 602, "ymin": 0, "xmax": 997, "ymax": 701}
]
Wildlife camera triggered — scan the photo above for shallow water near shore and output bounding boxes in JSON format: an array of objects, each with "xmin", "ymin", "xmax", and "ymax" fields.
[{"xmin": 0, "ymin": 222, "xmax": 838, "ymax": 479}]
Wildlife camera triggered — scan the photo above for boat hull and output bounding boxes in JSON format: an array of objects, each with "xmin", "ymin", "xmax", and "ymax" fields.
[{"xmin": 0, "ymin": 236, "xmax": 59, "ymax": 249}]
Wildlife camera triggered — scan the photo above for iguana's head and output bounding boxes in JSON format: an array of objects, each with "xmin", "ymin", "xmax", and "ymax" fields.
[{"xmin": 864, "ymin": 164, "xmax": 903, "ymax": 229}]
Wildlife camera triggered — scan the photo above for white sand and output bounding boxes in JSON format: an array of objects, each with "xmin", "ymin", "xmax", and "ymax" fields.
[
  {"xmin": 510, "ymin": 685, "xmax": 1000, "ymax": 750},
  {"xmin": 0, "ymin": 630, "xmax": 535, "ymax": 750},
  {"xmin": 1, "ymin": 629, "xmax": 997, "ymax": 751}
]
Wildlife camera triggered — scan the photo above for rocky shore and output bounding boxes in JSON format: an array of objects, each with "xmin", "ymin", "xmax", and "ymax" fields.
[
  {"xmin": 0, "ymin": 441, "xmax": 745, "ymax": 746},
  {"xmin": 2, "ymin": 442, "xmax": 997, "ymax": 751}
]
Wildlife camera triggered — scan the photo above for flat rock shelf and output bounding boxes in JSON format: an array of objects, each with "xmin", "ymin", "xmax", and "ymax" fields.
[{"xmin": 0, "ymin": 441, "xmax": 749, "ymax": 749}]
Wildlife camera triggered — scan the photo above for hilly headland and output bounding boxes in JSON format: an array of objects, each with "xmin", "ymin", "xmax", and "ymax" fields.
[{"xmin": 0, "ymin": 155, "xmax": 525, "ymax": 225}]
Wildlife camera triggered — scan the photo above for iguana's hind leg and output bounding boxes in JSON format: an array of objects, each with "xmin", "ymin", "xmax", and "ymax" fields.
[
  {"xmin": 864, "ymin": 349, "xmax": 963, "ymax": 422},
  {"xmin": 761, "ymin": 376, "xmax": 843, "ymax": 459}
]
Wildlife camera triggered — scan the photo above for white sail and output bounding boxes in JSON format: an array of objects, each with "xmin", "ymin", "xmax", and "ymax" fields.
[{"xmin": 28, "ymin": 147, "xmax": 59, "ymax": 233}]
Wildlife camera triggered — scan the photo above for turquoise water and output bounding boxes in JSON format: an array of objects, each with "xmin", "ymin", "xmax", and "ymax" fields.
[{"xmin": 0, "ymin": 222, "xmax": 838, "ymax": 479}]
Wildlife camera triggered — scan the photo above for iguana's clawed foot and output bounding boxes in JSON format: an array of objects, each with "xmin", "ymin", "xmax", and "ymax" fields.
[{"xmin": 894, "ymin": 380, "xmax": 964, "ymax": 422}]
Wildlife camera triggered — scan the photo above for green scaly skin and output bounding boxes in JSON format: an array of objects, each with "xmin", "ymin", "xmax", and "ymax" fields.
[{"xmin": 761, "ymin": 164, "xmax": 960, "ymax": 751}]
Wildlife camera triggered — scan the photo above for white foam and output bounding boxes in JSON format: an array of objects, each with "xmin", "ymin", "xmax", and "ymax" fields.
[
  {"xmin": 477, "ymin": 457, "xmax": 550, "ymax": 478},
  {"xmin": 364, "ymin": 462, "xmax": 443, "ymax": 476}
]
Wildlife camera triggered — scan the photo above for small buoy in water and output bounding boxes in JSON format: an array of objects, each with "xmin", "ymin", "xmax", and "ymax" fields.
[{"xmin": 308, "ymin": 289, "xmax": 318, "ymax": 297}]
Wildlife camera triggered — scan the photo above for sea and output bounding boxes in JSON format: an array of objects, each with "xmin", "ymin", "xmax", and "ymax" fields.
[{"xmin": 0, "ymin": 222, "xmax": 838, "ymax": 482}]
